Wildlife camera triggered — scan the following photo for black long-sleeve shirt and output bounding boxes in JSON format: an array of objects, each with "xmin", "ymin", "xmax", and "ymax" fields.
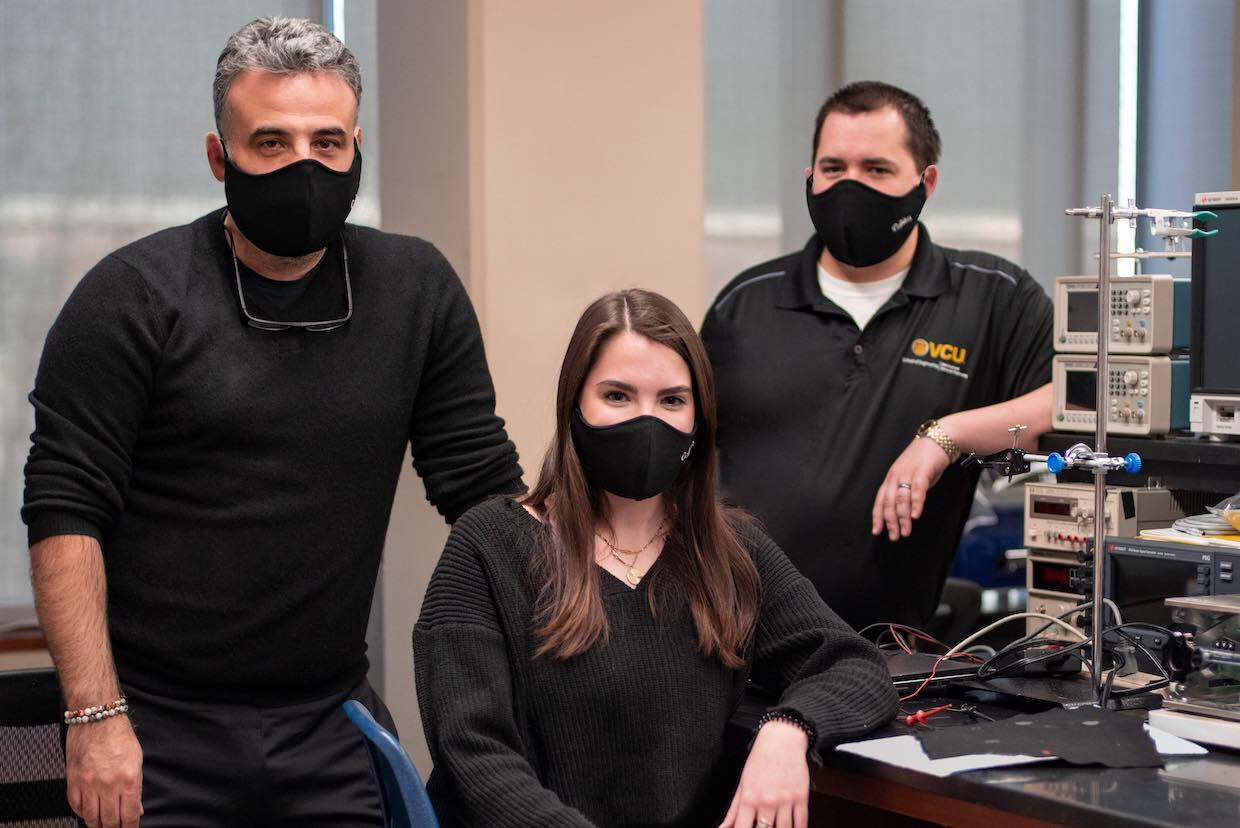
[
  {"xmin": 414, "ymin": 497, "xmax": 898, "ymax": 827},
  {"xmin": 22, "ymin": 209, "xmax": 523, "ymax": 703}
]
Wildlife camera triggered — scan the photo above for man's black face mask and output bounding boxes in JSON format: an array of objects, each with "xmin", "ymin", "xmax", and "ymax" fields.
[
  {"xmin": 805, "ymin": 174, "xmax": 927, "ymax": 268},
  {"xmin": 222, "ymin": 140, "xmax": 362, "ymax": 258}
]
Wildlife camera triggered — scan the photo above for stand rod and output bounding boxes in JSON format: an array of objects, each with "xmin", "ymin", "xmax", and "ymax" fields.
[{"xmin": 1091, "ymin": 194, "xmax": 1113, "ymax": 699}]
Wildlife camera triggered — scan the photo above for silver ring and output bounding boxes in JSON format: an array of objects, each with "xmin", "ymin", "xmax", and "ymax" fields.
[
  {"xmin": 756, "ymin": 821, "xmax": 772, "ymax": 828},
  {"xmin": 897, "ymin": 481, "xmax": 912, "ymax": 490}
]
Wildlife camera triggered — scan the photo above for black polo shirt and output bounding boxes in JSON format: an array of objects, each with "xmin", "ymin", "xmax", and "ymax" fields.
[{"xmin": 702, "ymin": 228, "xmax": 1052, "ymax": 629}]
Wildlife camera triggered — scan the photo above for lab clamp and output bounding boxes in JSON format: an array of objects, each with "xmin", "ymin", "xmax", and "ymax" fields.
[
  {"xmin": 1093, "ymin": 202, "xmax": 1218, "ymax": 261},
  {"xmin": 962, "ymin": 426, "xmax": 1142, "ymax": 482}
]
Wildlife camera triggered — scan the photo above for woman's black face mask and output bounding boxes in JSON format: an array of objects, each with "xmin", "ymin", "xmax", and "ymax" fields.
[{"xmin": 570, "ymin": 408, "xmax": 696, "ymax": 502}]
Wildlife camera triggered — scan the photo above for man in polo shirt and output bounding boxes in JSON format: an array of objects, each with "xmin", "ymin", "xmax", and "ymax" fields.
[{"xmin": 702, "ymin": 81, "xmax": 1053, "ymax": 630}]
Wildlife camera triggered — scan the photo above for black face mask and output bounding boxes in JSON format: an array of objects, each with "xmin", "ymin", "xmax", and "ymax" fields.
[
  {"xmin": 223, "ymin": 142, "xmax": 362, "ymax": 257},
  {"xmin": 570, "ymin": 408, "xmax": 696, "ymax": 502},
  {"xmin": 806, "ymin": 176, "xmax": 926, "ymax": 268}
]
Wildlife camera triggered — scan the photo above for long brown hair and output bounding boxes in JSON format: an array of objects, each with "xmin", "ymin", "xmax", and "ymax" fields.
[{"xmin": 524, "ymin": 289, "xmax": 760, "ymax": 669}]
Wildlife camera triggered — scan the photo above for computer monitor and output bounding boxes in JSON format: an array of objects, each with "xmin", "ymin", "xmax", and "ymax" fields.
[{"xmin": 1192, "ymin": 192, "xmax": 1240, "ymax": 395}]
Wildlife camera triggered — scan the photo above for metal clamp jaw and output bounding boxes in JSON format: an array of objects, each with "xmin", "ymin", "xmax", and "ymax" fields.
[
  {"xmin": 1070, "ymin": 202, "xmax": 1218, "ymax": 257},
  {"xmin": 960, "ymin": 425, "xmax": 1033, "ymax": 481},
  {"xmin": 960, "ymin": 448, "xmax": 1031, "ymax": 480}
]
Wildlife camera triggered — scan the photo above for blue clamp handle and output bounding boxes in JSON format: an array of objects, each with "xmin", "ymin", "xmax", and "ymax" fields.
[
  {"xmin": 1192, "ymin": 229, "xmax": 1219, "ymax": 238},
  {"xmin": 1046, "ymin": 451, "xmax": 1139, "ymax": 474},
  {"xmin": 1194, "ymin": 210, "xmax": 1219, "ymax": 221}
]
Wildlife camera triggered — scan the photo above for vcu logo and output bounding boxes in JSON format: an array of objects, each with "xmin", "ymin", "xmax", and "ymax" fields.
[{"xmin": 910, "ymin": 338, "xmax": 968, "ymax": 365}]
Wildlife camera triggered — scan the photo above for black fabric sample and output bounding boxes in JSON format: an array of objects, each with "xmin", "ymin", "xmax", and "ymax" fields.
[{"xmin": 917, "ymin": 706, "xmax": 1162, "ymax": 768}]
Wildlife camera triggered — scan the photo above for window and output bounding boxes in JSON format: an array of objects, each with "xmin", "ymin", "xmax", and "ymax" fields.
[{"xmin": 0, "ymin": 0, "xmax": 380, "ymax": 604}]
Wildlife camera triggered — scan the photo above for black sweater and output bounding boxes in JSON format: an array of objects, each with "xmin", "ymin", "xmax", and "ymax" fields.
[
  {"xmin": 414, "ymin": 498, "xmax": 898, "ymax": 827},
  {"xmin": 22, "ymin": 209, "xmax": 523, "ymax": 703}
]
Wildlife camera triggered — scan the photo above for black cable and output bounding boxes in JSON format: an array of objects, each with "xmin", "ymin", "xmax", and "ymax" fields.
[
  {"xmin": 975, "ymin": 636, "xmax": 1094, "ymax": 681},
  {"xmin": 1101, "ymin": 623, "xmax": 1171, "ymax": 698},
  {"xmin": 1099, "ymin": 668, "xmax": 1117, "ymax": 708},
  {"xmin": 974, "ymin": 622, "xmax": 1171, "ymax": 698},
  {"xmin": 856, "ymin": 623, "xmax": 892, "ymax": 640}
]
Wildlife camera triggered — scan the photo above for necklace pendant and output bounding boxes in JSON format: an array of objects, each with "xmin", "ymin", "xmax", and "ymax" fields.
[{"xmin": 626, "ymin": 567, "xmax": 645, "ymax": 586}]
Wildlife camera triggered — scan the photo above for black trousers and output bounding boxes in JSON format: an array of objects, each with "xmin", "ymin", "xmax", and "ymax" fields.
[{"xmin": 100, "ymin": 678, "xmax": 394, "ymax": 827}]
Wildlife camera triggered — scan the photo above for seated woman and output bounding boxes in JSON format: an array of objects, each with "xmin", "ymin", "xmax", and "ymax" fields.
[{"xmin": 414, "ymin": 289, "xmax": 897, "ymax": 828}]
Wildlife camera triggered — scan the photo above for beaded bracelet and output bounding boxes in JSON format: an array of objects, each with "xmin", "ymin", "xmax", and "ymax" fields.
[
  {"xmin": 64, "ymin": 697, "xmax": 129, "ymax": 725},
  {"xmin": 754, "ymin": 710, "xmax": 817, "ymax": 746}
]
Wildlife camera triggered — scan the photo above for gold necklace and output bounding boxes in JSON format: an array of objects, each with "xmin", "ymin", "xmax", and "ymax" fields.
[
  {"xmin": 604, "ymin": 547, "xmax": 644, "ymax": 585},
  {"xmin": 595, "ymin": 518, "xmax": 667, "ymax": 586}
]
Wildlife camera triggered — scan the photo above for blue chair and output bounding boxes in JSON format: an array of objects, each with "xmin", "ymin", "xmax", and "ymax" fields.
[{"xmin": 342, "ymin": 699, "xmax": 441, "ymax": 828}]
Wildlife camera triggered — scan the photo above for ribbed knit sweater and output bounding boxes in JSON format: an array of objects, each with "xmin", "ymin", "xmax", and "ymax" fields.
[
  {"xmin": 22, "ymin": 209, "xmax": 523, "ymax": 703},
  {"xmin": 414, "ymin": 497, "xmax": 898, "ymax": 827}
]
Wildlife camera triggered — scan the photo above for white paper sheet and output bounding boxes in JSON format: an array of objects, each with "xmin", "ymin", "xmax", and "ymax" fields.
[
  {"xmin": 1144, "ymin": 724, "xmax": 1209, "ymax": 755},
  {"xmin": 834, "ymin": 734, "xmax": 1053, "ymax": 777},
  {"xmin": 833, "ymin": 723, "xmax": 1206, "ymax": 778}
]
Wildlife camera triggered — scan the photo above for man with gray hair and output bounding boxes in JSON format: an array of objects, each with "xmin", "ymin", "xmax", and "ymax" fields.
[{"xmin": 23, "ymin": 17, "xmax": 522, "ymax": 826}]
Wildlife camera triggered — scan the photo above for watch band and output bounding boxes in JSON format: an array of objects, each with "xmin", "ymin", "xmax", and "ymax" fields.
[{"xmin": 918, "ymin": 419, "xmax": 961, "ymax": 463}]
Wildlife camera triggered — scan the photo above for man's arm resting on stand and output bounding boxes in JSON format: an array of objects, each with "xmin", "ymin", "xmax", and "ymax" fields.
[
  {"xmin": 31, "ymin": 534, "xmax": 143, "ymax": 828},
  {"xmin": 939, "ymin": 382, "xmax": 1053, "ymax": 455},
  {"xmin": 872, "ymin": 383, "xmax": 1053, "ymax": 540}
]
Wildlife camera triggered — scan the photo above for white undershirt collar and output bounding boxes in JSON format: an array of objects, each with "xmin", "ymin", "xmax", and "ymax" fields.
[{"xmin": 816, "ymin": 264, "xmax": 909, "ymax": 330}]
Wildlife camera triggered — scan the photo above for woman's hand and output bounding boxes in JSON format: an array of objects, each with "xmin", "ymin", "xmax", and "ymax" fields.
[{"xmin": 719, "ymin": 720, "xmax": 810, "ymax": 828}]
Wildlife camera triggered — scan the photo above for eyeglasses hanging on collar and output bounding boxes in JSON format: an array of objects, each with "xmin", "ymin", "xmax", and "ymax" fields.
[{"xmin": 224, "ymin": 222, "xmax": 353, "ymax": 332}]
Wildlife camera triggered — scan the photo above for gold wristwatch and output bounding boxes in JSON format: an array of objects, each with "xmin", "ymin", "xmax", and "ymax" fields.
[{"xmin": 916, "ymin": 419, "xmax": 961, "ymax": 463}]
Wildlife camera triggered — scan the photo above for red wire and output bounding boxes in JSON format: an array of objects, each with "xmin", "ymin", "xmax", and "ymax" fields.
[
  {"xmin": 889, "ymin": 623, "xmax": 951, "ymax": 651},
  {"xmin": 885, "ymin": 623, "xmax": 982, "ymax": 664},
  {"xmin": 900, "ymin": 653, "xmax": 949, "ymax": 701},
  {"xmin": 890, "ymin": 624, "xmax": 915, "ymax": 655}
]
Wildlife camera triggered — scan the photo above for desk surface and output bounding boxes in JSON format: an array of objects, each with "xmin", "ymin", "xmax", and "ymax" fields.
[
  {"xmin": 819, "ymin": 744, "xmax": 1240, "ymax": 828},
  {"xmin": 0, "ymin": 606, "xmax": 43, "ymax": 653},
  {"xmin": 814, "ymin": 692, "xmax": 1240, "ymax": 828}
]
